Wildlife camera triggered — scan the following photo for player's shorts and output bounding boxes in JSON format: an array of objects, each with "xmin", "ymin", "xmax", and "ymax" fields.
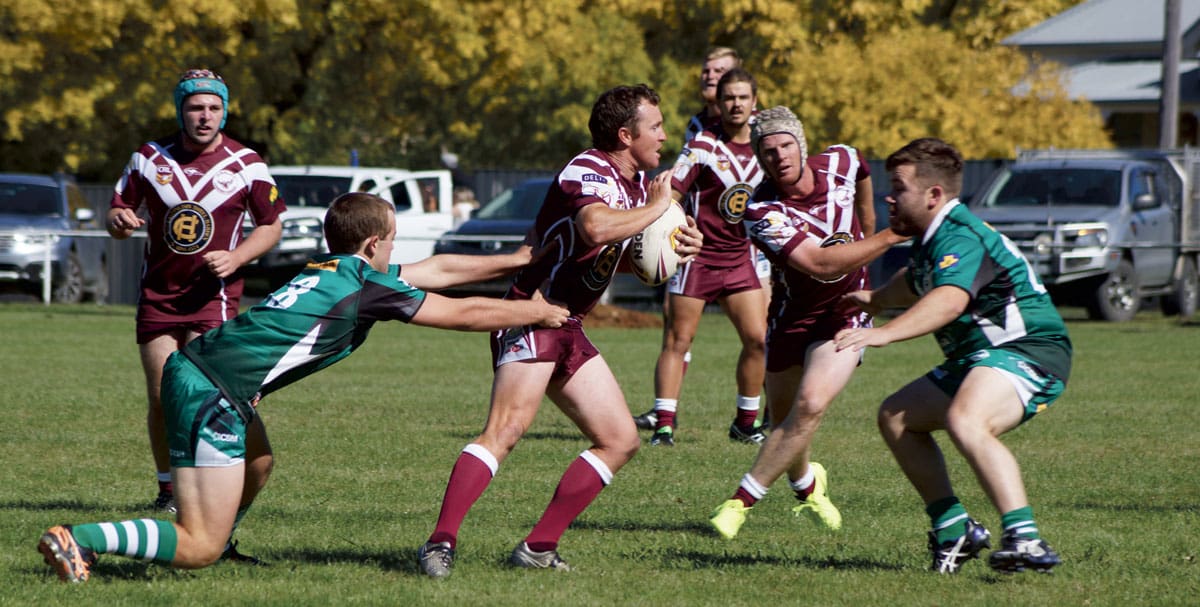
[
  {"xmin": 765, "ymin": 309, "xmax": 869, "ymax": 373},
  {"xmin": 754, "ymin": 246, "xmax": 771, "ymax": 279},
  {"xmin": 926, "ymin": 348, "xmax": 1067, "ymax": 423},
  {"xmin": 491, "ymin": 317, "xmax": 600, "ymax": 381},
  {"xmin": 136, "ymin": 318, "xmax": 223, "ymax": 345},
  {"xmin": 160, "ymin": 353, "xmax": 250, "ymax": 468},
  {"xmin": 667, "ymin": 257, "xmax": 762, "ymax": 303}
]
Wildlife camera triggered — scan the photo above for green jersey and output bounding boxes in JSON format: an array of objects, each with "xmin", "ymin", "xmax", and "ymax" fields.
[
  {"xmin": 906, "ymin": 201, "xmax": 1071, "ymax": 379},
  {"xmin": 181, "ymin": 254, "xmax": 426, "ymax": 411}
]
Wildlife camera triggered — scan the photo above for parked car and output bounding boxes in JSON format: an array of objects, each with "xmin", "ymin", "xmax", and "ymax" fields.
[
  {"xmin": 246, "ymin": 165, "xmax": 453, "ymax": 284},
  {"xmin": 0, "ymin": 173, "xmax": 108, "ymax": 302},
  {"xmin": 433, "ymin": 177, "xmax": 656, "ymax": 301}
]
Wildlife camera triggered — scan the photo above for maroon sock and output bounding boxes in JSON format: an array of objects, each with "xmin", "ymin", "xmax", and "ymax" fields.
[
  {"xmin": 655, "ymin": 409, "xmax": 677, "ymax": 430},
  {"xmin": 733, "ymin": 487, "xmax": 759, "ymax": 508},
  {"xmin": 734, "ymin": 407, "xmax": 759, "ymax": 428},
  {"xmin": 428, "ymin": 450, "xmax": 495, "ymax": 548},
  {"xmin": 158, "ymin": 480, "xmax": 173, "ymax": 495},
  {"xmin": 524, "ymin": 456, "xmax": 606, "ymax": 552}
]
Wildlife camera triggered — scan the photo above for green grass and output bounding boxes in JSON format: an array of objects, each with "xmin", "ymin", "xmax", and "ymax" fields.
[{"xmin": 1, "ymin": 303, "xmax": 1197, "ymax": 606}]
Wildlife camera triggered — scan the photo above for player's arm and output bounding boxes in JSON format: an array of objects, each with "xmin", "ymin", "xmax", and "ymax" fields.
[
  {"xmin": 204, "ymin": 218, "xmax": 283, "ymax": 279},
  {"xmin": 410, "ymin": 290, "xmax": 569, "ymax": 331},
  {"xmin": 855, "ymin": 176, "xmax": 876, "ymax": 238},
  {"xmin": 576, "ymin": 172, "xmax": 673, "ymax": 247},
  {"xmin": 841, "ymin": 267, "xmax": 919, "ymax": 316},
  {"xmin": 787, "ymin": 228, "xmax": 908, "ymax": 281},
  {"xmin": 401, "ymin": 245, "xmax": 534, "ymax": 291},
  {"xmin": 836, "ymin": 285, "xmax": 968, "ymax": 351}
]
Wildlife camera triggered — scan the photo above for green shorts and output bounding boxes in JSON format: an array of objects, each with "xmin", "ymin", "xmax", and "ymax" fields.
[
  {"xmin": 926, "ymin": 348, "xmax": 1067, "ymax": 423},
  {"xmin": 161, "ymin": 353, "xmax": 249, "ymax": 468}
]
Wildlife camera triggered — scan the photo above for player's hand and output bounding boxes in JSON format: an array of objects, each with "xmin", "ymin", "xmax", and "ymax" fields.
[
  {"xmin": 834, "ymin": 327, "xmax": 889, "ymax": 352},
  {"xmin": 647, "ymin": 171, "xmax": 673, "ymax": 210},
  {"xmin": 108, "ymin": 208, "xmax": 145, "ymax": 238},
  {"xmin": 202, "ymin": 249, "xmax": 241, "ymax": 279},
  {"xmin": 674, "ymin": 215, "xmax": 703, "ymax": 263},
  {"xmin": 530, "ymin": 289, "xmax": 570, "ymax": 328},
  {"xmin": 840, "ymin": 289, "xmax": 882, "ymax": 316}
]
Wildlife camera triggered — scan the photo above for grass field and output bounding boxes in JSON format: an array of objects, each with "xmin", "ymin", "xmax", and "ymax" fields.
[{"xmin": 1, "ymin": 303, "xmax": 1197, "ymax": 606}]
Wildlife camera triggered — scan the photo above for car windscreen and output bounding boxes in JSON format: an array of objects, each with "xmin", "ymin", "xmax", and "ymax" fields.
[
  {"xmin": 0, "ymin": 182, "xmax": 59, "ymax": 216},
  {"xmin": 982, "ymin": 169, "xmax": 1121, "ymax": 207},
  {"xmin": 273, "ymin": 175, "xmax": 354, "ymax": 208},
  {"xmin": 475, "ymin": 181, "xmax": 551, "ymax": 220}
]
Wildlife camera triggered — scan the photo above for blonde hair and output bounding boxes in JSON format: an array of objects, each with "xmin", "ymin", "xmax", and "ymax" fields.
[{"xmin": 704, "ymin": 46, "xmax": 742, "ymax": 66}]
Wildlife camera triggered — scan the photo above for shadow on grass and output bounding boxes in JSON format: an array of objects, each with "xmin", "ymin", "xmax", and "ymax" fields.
[
  {"xmin": 1, "ymin": 498, "xmax": 111, "ymax": 513},
  {"xmin": 652, "ymin": 547, "xmax": 902, "ymax": 572},
  {"xmin": 268, "ymin": 546, "xmax": 420, "ymax": 574},
  {"xmin": 1071, "ymin": 500, "xmax": 1199, "ymax": 513}
]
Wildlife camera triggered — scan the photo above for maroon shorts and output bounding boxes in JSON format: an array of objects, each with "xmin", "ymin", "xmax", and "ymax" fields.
[
  {"xmin": 491, "ymin": 318, "xmax": 600, "ymax": 381},
  {"xmin": 136, "ymin": 318, "xmax": 224, "ymax": 345},
  {"xmin": 667, "ymin": 257, "xmax": 762, "ymax": 304},
  {"xmin": 765, "ymin": 309, "xmax": 870, "ymax": 372}
]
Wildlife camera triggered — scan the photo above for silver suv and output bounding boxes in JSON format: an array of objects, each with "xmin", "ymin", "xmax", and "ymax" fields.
[{"xmin": 0, "ymin": 173, "xmax": 108, "ymax": 302}]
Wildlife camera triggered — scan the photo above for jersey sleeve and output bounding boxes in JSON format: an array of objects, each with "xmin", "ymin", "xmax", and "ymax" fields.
[
  {"xmin": 240, "ymin": 153, "xmax": 286, "ymax": 226},
  {"xmin": 927, "ymin": 233, "xmax": 991, "ymax": 297},
  {"xmin": 111, "ymin": 150, "xmax": 145, "ymax": 211},
  {"xmin": 358, "ymin": 269, "xmax": 427, "ymax": 323},
  {"xmin": 557, "ymin": 162, "xmax": 622, "ymax": 213},
  {"xmin": 744, "ymin": 200, "xmax": 808, "ymax": 261},
  {"xmin": 670, "ymin": 140, "xmax": 709, "ymax": 194}
]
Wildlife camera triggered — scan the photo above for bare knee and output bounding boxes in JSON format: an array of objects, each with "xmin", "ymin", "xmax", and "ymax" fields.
[{"xmin": 877, "ymin": 398, "xmax": 907, "ymax": 441}]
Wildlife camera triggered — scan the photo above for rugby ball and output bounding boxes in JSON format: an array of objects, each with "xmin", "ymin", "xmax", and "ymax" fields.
[{"xmin": 629, "ymin": 202, "xmax": 686, "ymax": 286}]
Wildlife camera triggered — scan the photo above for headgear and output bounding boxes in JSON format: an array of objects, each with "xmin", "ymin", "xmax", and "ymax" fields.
[
  {"xmin": 174, "ymin": 69, "xmax": 229, "ymax": 129},
  {"xmin": 751, "ymin": 105, "xmax": 807, "ymax": 168}
]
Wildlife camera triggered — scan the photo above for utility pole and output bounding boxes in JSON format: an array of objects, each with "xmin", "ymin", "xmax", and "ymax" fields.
[{"xmin": 1159, "ymin": 0, "xmax": 1181, "ymax": 149}]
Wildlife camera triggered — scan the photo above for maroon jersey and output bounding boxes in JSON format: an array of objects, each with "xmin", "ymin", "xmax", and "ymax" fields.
[
  {"xmin": 671, "ymin": 129, "xmax": 763, "ymax": 267},
  {"xmin": 744, "ymin": 145, "xmax": 871, "ymax": 333},
  {"xmin": 683, "ymin": 108, "xmax": 721, "ymax": 143},
  {"xmin": 507, "ymin": 149, "xmax": 647, "ymax": 319},
  {"xmin": 112, "ymin": 134, "xmax": 284, "ymax": 326}
]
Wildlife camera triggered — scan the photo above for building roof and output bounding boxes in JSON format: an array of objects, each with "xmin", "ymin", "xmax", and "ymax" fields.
[
  {"xmin": 1004, "ymin": 0, "xmax": 1200, "ymax": 50},
  {"xmin": 1060, "ymin": 59, "xmax": 1200, "ymax": 104}
]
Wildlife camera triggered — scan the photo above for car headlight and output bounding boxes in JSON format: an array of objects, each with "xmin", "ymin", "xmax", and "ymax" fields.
[
  {"xmin": 281, "ymin": 217, "xmax": 323, "ymax": 239},
  {"xmin": 11, "ymin": 232, "xmax": 59, "ymax": 254},
  {"xmin": 1033, "ymin": 233, "xmax": 1053, "ymax": 255},
  {"xmin": 1063, "ymin": 226, "xmax": 1108, "ymax": 249}
]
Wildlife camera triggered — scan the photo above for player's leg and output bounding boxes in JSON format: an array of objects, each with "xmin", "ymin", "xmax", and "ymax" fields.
[
  {"xmin": 719, "ymin": 286, "xmax": 767, "ymax": 438},
  {"xmin": 138, "ymin": 330, "xmax": 187, "ymax": 512},
  {"xmin": 421, "ymin": 358, "xmax": 555, "ymax": 577},
  {"xmin": 647, "ymin": 293, "xmax": 705, "ymax": 442},
  {"xmin": 513, "ymin": 355, "xmax": 640, "ymax": 567},
  {"xmin": 878, "ymin": 375, "xmax": 990, "ymax": 573},
  {"xmin": 947, "ymin": 365, "xmax": 1062, "ymax": 573},
  {"xmin": 220, "ymin": 415, "xmax": 273, "ymax": 563}
]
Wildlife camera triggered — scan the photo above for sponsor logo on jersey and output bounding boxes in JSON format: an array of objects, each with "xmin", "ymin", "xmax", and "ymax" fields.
[
  {"xmin": 164, "ymin": 202, "xmax": 214, "ymax": 255},
  {"xmin": 269, "ymin": 185, "xmax": 279, "ymax": 204},
  {"xmin": 213, "ymin": 170, "xmax": 238, "ymax": 193},
  {"xmin": 583, "ymin": 243, "xmax": 622, "ymax": 291},
  {"xmin": 210, "ymin": 431, "xmax": 239, "ymax": 443},
  {"xmin": 155, "ymin": 165, "xmax": 173, "ymax": 186},
  {"xmin": 938, "ymin": 254, "xmax": 960, "ymax": 270},
  {"xmin": 306, "ymin": 258, "xmax": 341, "ymax": 272},
  {"xmin": 581, "ymin": 173, "xmax": 607, "ymax": 183},
  {"xmin": 833, "ymin": 184, "xmax": 855, "ymax": 208},
  {"xmin": 184, "ymin": 167, "xmax": 203, "ymax": 177},
  {"xmin": 718, "ymin": 183, "xmax": 755, "ymax": 224}
]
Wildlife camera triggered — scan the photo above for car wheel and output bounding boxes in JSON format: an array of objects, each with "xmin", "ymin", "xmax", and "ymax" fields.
[
  {"xmin": 1159, "ymin": 255, "xmax": 1198, "ymax": 320},
  {"xmin": 1087, "ymin": 259, "xmax": 1139, "ymax": 322},
  {"xmin": 52, "ymin": 252, "xmax": 85, "ymax": 304}
]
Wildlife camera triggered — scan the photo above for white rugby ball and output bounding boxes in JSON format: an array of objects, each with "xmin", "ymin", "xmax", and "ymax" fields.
[{"xmin": 629, "ymin": 202, "xmax": 686, "ymax": 286}]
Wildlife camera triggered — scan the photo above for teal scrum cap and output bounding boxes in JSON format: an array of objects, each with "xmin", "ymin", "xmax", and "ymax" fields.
[{"xmin": 174, "ymin": 69, "xmax": 229, "ymax": 129}]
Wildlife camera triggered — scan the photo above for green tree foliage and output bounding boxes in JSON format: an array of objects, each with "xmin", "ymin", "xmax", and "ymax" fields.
[{"xmin": 0, "ymin": 0, "xmax": 1109, "ymax": 181}]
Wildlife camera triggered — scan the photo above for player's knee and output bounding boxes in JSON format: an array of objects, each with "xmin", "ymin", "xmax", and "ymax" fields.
[{"xmin": 877, "ymin": 399, "xmax": 905, "ymax": 437}]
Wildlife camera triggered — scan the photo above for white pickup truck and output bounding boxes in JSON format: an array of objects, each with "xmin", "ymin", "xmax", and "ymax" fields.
[{"xmin": 250, "ymin": 166, "xmax": 454, "ymax": 277}]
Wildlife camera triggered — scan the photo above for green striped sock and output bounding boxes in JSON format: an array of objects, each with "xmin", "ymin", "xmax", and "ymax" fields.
[
  {"xmin": 70, "ymin": 519, "xmax": 178, "ymax": 564},
  {"xmin": 926, "ymin": 496, "xmax": 968, "ymax": 544},
  {"xmin": 1001, "ymin": 506, "xmax": 1039, "ymax": 540}
]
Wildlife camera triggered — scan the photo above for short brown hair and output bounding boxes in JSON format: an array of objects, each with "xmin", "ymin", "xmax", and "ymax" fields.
[
  {"xmin": 588, "ymin": 84, "xmax": 661, "ymax": 151},
  {"xmin": 717, "ymin": 67, "xmax": 757, "ymax": 99},
  {"xmin": 323, "ymin": 192, "xmax": 393, "ymax": 254},
  {"xmin": 885, "ymin": 138, "xmax": 964, "ymax": 197}
]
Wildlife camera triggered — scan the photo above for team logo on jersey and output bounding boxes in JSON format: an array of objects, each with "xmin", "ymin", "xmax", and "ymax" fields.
[
  {"xmin": 583, "ymin": 243, "xmax": 623, "ymax": 291},
  {"xmin": 184, "ymin": 168, "xmax": 204, "ymax": 177},
  {"xmin": 716, "ymin": 155, "xmax": 730, "ymax": 172},
  {"xmin": 164, "ymin": 202, "xmax": 214, "ymax": 255},
  {"xmin": 832, "ymin": 184, "xmax": 855, "ymax": 208},
  {"xmin": 718, "ymin": 183, "xmax": 755, "ymax": 224},
  {"xmin": 155, "ymin": 166, "xmax": 173, "ymax": 186},
  {"xmin": 813, "ymin": 231, "xmax": 855, "ymax": 283},
  {"xmin": 269, "ymin": 186, "xmax": 279, "ymax": 204},
  {"xmin": 213, "ymin": 170, "xmax": 238, "ymax": 193},
  {"xmin": 938, "ymin": 254, "xmax": 960, "ymax": 270}
]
